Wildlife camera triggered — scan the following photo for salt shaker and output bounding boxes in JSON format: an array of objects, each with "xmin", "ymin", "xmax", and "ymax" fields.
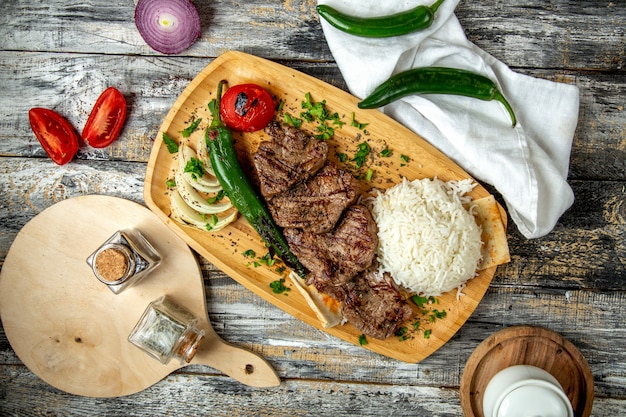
[
  {"xmin": 128, "ymin": 296, "xmax": 205, "ymax": 365},
  {"xmin": 86, "ymin": 229, "xmax": 161, "ymax": 294}
]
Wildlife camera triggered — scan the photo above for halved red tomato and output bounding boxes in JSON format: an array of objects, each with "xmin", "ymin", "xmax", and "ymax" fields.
[
  {"xmin": 28, "ymin": 108, "xmax": 79, "ymax": 165},
  {"xmin": 219, "ymin": 83, "xmax": 275, "ymax": 132},
  {"xmin": 82, "ymin": 87, "xmax": 127, "ymax": 148}
]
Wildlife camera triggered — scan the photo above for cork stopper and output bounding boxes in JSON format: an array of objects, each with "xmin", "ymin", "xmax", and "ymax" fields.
[
  {"xmin": 95, "ymin": 248, "xmax": 129, "ymax": 282},
  {"xmin": 176, "ymin": 328, "xmax": 205, "ymax": 364},
  {"xmin": 92, "ymin": 243, "xmax": 135, "ymax": 284}
]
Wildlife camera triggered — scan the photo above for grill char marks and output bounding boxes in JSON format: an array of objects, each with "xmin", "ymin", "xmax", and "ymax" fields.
[
  {"xmin": 284, "ymin": 204, "xmax": 378, "ymax": 298},
  {"xmin": 254, "ymin": 122, "xmax": 328, "ymax": 199},
  {"xmin": 342, "ymin": 265, "xmax": 414, "ymax": 340},
  {"xmin": 285, "ymin": 210, "xmax": 411, "ymax": 340},
  {"xmin": 268, "ymin": 162, "xmax": 359, "ymax": 234},
  {"xmin": 255, "ymin": 122, "xmax": 412, "ymax": 340}
]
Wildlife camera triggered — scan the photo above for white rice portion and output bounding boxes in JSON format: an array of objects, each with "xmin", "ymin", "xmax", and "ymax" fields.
[{"xmin": 369, "ymin": 178, "xmax": 482, "ymax": 297}]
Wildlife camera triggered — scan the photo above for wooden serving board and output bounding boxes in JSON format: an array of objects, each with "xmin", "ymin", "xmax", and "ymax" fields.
[
  {"xmin": 460, "ymin": 326, "xmax": 595, "ymax": 417},
  {"xmin": 0, "ymin": 195, "xmax": 279, "ymax": 397},
  {"xmin": 143, "ymin": 51, "xmax": 510, "ymax": 363}
]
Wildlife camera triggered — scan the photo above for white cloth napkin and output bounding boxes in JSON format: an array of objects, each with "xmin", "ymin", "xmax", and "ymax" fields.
[{"xmin": 317, "ymin": 0, "xmax": 579, "ymax": 238}]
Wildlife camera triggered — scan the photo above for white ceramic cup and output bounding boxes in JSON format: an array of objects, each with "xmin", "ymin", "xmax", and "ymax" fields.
[{"xmin": 482, "ymin": 365, "xmax": 574, "ymax": 417}]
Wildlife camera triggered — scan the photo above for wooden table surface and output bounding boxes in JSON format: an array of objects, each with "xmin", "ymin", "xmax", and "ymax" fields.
[{"xmin": 0, "ymin": 0, "xmax": 624, "ymax": 416}]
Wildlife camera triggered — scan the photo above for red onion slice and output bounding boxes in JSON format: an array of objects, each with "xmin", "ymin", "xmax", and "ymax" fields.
[{"xmin": 135, "ymin": 0, "xmax": 201, "ymax": 54}]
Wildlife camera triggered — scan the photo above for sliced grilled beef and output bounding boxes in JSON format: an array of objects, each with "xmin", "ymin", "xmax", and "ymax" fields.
[
  {"xmin": 268, "ymin": 162, "xmax": 359, "ymax": 233},
  {"xmin": 255, "ymin": 121, "xmax": 410, "ymax": 340},
  {"xmin": 284, "ymin": 204, "xmax": 378, "ymax": 300},
  {"xmin": 341, "ymin": 265, "xmax": 413, "ymax": 340},
  {"xmin": 254, "ymin": 122, "xmax": 328, "ymax": 198}
]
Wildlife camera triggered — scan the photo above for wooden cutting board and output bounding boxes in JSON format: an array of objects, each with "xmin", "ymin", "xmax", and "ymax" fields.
[
  {"xmin": 0, "ymin": 195, "xmax": 279, "ymax": 397},
  {"xmin": 144, "ymin": 51, "xmax": 511, "ymax": 363}
]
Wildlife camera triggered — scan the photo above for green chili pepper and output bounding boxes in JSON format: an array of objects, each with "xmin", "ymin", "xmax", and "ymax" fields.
[
  {"xmin": 357, "ymin": 67, "xmax": 517, "ymax": 127},
  {"xmin": 206, "ymin": 80, "xmax": 306, "ymax": 277},
  {"xmin": 317, "ymin": 0, "xmax": 446, "ymax": 38}
]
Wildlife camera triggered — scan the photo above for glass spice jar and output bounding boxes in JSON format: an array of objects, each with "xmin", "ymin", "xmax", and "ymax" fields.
[
  {"xmin": 128, "ymin": 296, "xmax": 205, "ymax": 365},
  {"xmin": 86, "ymin": 229, "xmax": 161, "ymax": 294}
]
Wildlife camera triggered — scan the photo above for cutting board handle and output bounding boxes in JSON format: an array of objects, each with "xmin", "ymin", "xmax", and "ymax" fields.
[{"xmin": 190, "ymin": 330, "xmax": 280, "ymax": 388}]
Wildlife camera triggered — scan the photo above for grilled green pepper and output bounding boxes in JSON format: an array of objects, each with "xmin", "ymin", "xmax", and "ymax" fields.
[
  {"xmin": 206, "ymin": 80, "xmax": 306, "ymax": 277},
  {"xmin": 317, "ymin": 0, "xmax": 446, "ymax": 38},
  {"xmin": 358, "ymin": 67, "xmax": 517, "ymax": 127}
]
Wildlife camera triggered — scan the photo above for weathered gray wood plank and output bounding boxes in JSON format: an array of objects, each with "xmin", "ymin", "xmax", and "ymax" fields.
[
  {"xmin": 0, "ymin": 54, "xmax": 624, "ymax": 181},
  {"xmin": 2, "ymin": 142, "xmax": 623, "ymax": 409},
  {"xmin": 0, "ymin": 0, "xmax": 331, "ymax": 61},
  {"xmin": 499, "ymin": 181, "xmax": 626, "ymax": 291},
  {"xmin": 1, "ymin": 159, "xmax": 623, "ymax": 291},
  {"xmin": 1, "ymin": 362, "xmax": 624, "ymax": 416},
  {"xmin": 0, "ymin": 53, "xmax": 203, "ymax": 162},
  {"xmin": 0, "ymin": 367, "xmax": 458, "ymax": 416},
  {"xmin": 458, "ymin": 0, "xmax": 626, "ymax": 71},
  {"xmin": 1, "ymin": 0, "xmax": 624, "ymax": 71},
  {"xmin": 1, "ymin": 162, "xmax": 624, "ymax": 404},
  {"xmin": 0, "ymin": 0, "xmax": 624, "ymax": 414}
]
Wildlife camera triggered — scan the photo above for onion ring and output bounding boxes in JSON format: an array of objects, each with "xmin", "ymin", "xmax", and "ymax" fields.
[{"xmin": 134, "ymin": 0, "xmax": 201, "ymax": 54}]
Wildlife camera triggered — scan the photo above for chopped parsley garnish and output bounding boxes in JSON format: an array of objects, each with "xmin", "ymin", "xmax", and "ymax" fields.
[
  {"xmin": 299, "ymin": 92, "xmax": 343, "ymax": 140},
  {"xmin": 352, "ymin": 141, "xmax": 371, "ymax": 169},
  {"xmin": 243, "ymin": 249, "xmax": 286, "ymax": 276},
  {"xmin": 301, "ymin": 92, "xmax": 329, "ymax": 121},
  {"xmin": 337, "ymin": 153, "xmax": 348, "ymax": 163},
  {"xmin": 269, "ymin": 278, "xmax": 290, "ymax": 295},
  {"xmin": 411, "ymin": 295, "xmax": 438, "ymax": 308},
  {"xmin": 181, "ymin": 118, "xmax": 202, "ymax": 138},
  {"xmin": 259, "ymin": 252, "xmax": 276, "ymax": 267},
  {"xmin": 358, "ymin": 334, "xmax": 368, "ymax": 346},
  {"xmin": 242, "ymin": 249, "xmax": 256, "ymax": 258},
  {"xmin": 365, "ymin": 168, "xmax": 374, "ymax": 182},
  {"xmin": 411, "ymin": 295, "xmax": 429, "ymax": 308},
  {"xmin": 395, "ymin": 326, "xmax": 410, "ymax": 341},
  {"xmin": 284, "ymin": 113, "xmax": 303, "ymax": 129},
  {"xmin": 409, "ymin": 295, "xmax": 447, "ymax": 339},
  {"xmin": 207, "ymin": 190, "xmax": 225, "ymax": 204},
  {"xmin": 162, "ymin": 132, "xmax": 179, "ymax": 153},
  {"xmin": 350, "ymin": 112, "xmax": 369, "ymax": 130},
  {"xmin": 381, "ymin": 147, "xmax": 392, "ymax": 157},
  {"xmin": 184, "ymin": 158, "xmax": 204, "ymax": 180},
  {"xmin": 431, "ymin": 309, "xmax": 447, "ymax": 320},
  {"xmin": 330, "ymin": 112, "xmax": 346, "ymax": 128},
  {"xmin": 400, "ymin": 154, "xmax": 410, "ymax": 166},
  {"xmin": 165, "ymin": 178, "xmax": 176, "ymax": 188},
  {"xmin": 204, "ymin": 213, "xmax": 218, "ymax": 231},
  {"xmin": 315, "ymin": 123, "xmax": 334, "ymax": 141}
]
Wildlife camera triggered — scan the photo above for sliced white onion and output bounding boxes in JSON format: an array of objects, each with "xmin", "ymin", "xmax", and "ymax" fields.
[
  {"xmin": 196, "ymin": 135, "xmax": 215, "ymax": 176},
  {"xmin": 170, "ymin": 189, "xmax": 238, "ymax": 232},
  {"xmin": 178, "ymin": 144, "xmax": 222, "ymax": 193},
  {"xmin": 175, "ymin": 169, "xmax": 232, "ymax": 214},
  {"xmin": 134, "ymin": 0, "xmax": 201, "ymax": 54},
  {"xmin": 169, "ymin": 133, "xmax": 238, "ymax": 232}
]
